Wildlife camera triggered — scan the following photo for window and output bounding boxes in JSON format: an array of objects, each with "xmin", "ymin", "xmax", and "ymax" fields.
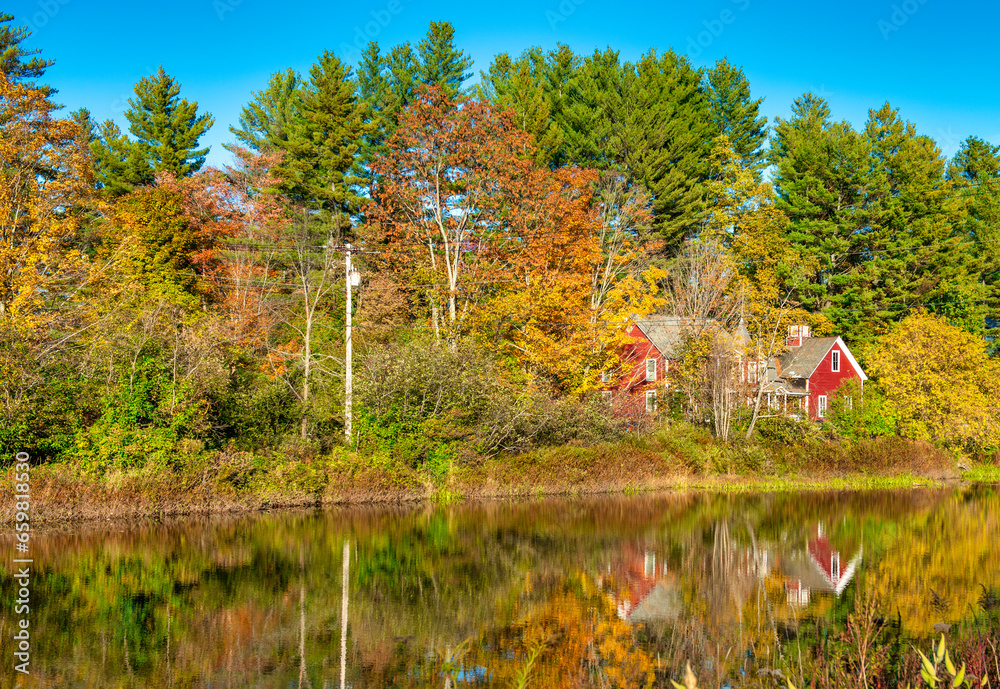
[
  {"xmin": 845, "ymin": 396, "xmax": 853, "ymax": 410},
  {"xmin": 645, "ymin": 390, "xmax": 657, "ymax": 412},
  {"xmin": 818, "ymin": 395, "xmax": 827, "ymax": 418},
  {"xmin": 831, "ymin": 553, "xmax": 840, "ymax": 580},
  {"xmin": 601, "ymin": 390, "xmax": 612, "ymax": 405},
  {"xmin": 831, "ymin": 350, "xmax": 841, "ymax": 372},
  {"xmin": 645, "ymin": 358, "xmax": 656, "ymax": 382},
  {"xmin": 601, "ymin": 370, "xmax": 609, "ymax": 384}
]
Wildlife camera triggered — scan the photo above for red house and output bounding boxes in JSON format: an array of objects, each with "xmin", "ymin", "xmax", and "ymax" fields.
[
  {"xmin": 767, "ymin": 325, "xmax": 868, "ymax": 421},
  {"xmin": 601, "ymin": 316, "xmax": 717, "ymax": 417}
]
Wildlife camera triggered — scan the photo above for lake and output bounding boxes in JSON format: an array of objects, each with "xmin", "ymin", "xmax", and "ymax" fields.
[{"xmin": 3, "ymin": 485, "xmax": 999, "ymax": 687}]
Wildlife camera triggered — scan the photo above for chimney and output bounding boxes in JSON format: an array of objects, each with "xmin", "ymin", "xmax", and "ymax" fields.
[{"xmin": 785, "ymin": 324, "xmax": 811, "ymax": 348}]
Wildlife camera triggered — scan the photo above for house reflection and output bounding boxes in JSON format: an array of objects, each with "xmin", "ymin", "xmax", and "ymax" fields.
[
  {"xmin": 783, "ymin": 522, "xmax": 863, "ymax": 607},
  {"xmin": 600, "ymin": 520, "xmax": 863, "ymax": 627},
  {"xmin": 597, "ymin": 545, "xmax": 680, "ymax": 623}
]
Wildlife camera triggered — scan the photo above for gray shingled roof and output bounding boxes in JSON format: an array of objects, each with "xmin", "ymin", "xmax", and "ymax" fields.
[
  {"xmin": 632, "ymin": 316, "xmax": 719, "ymax": 358},
  {"xmin": 778, "ymin": 337, "xmax": 838, "ymax": 379}
]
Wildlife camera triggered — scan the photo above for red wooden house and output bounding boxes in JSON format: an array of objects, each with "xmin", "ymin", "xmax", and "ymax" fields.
[
  {"xmin": 766, "ymin": 325, "xmax": 868, "ymax": 421},
  {"xmin": 601, "ymin": 316, "xmax": 717, "ymax": 417},
  {"xmin": 604, "ymin": 318, "xmax": 867, "ymax": 423}
]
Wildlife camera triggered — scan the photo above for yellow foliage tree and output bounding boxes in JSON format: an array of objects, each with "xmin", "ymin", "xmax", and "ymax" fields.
[
  {"xmin": 867, "ymin": 309, "xmax": 1000, "ymax": 450},
  {"xmin": 0, "ymin": 72, "xmax": 92, "ymax": 331},
  {"xmin": 702, "ymin": 138, "xmax": 816, "ymax": 438}
]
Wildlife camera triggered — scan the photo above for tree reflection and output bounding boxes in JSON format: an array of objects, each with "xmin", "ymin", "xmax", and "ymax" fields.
[{"xmin": 0, "ymin": 487, "xmax": 996, "ymax": 687}]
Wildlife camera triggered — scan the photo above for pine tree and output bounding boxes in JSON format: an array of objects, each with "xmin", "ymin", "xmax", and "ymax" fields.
[
  {"xmin": 0, "ymin": 14, "xmax": 53, "ymax": 92},
  {"xmin": 416, "ymin": 21, "xmax": 472, "ymax": 97},
  {"xmin": 558, "ymin": 48, "xmax": 619, "ymax": 170},
  {"xmin": 479, "ymin": 49, "xmax": 563, "ymax": 165},
  {"xmin": 92, "ymin": 68, "xmax": 214, "ymax": 195},
  {"xmin": 126, "ymin": 67, "xmax": 214, "ymax": 177},
  {"xmin": 704, "ymin": 58, "xmax": 767, "ymax": 177},
  {"xmin": 770, "ymin": 94, "xmax": 869, "ymax": 318},
  {"xmin": 356, "ymin": 41, "xmax": 418, "ymax": 169},
  {"xmin": 948, "ymin": 135, "xmax": 1000, "ymax": 183},
  {"xmin": 229, "ymin": 68, "xmax": 301, "ymax": 153},
  {"xmin": 543, "ymin": 44, "xmax": 581, "ymax": 168},
  {"xmin": 278, "ymin": 51, "xmax": 368, "ymax": 235},
  {"xmin": 771, "ymin": 97, "xmax": 984, "ymax": 344},
  {"xmin": 91, "ymin": 120, "xmax": 152, "ymax": 196}
]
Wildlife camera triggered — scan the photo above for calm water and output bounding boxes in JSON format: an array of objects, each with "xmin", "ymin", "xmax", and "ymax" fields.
[{"xmin": 2, "ymin": 486, "xmax": 999, "ymax": 688}]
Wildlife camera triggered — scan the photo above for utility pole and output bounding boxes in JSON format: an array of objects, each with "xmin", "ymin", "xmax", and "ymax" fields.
[{"xmin": 345, "ymin": 243, "xmax": 354, "ymax": 443}]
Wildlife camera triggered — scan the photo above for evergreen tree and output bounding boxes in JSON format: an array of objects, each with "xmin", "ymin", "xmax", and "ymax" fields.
[
  {"xmin": 948, "ymin": 136, "xmax": 1000, "ymax": 330},
  {"xmin": 770, "ymin": 94, "xmax": 869, "ymax": 317},
  {"xmin": 542, "ymin": 44, "xmax": 582, "ymax": 168},
  {"xmin": 0, "ymin": 13, "xmax": 53, "ymax": 92},
  {"xmin": 229, "ymin": 68, "xmax": 301, "ymax": 153},
  {"xmin": 948, "ymin": 135, "xmax": 1000, "ymax": 183},
  {"xmin": 479, "ymin": 49, "xmax": 563, "ymax": 165},
  {"xmin": 278, "ymin": 51, "xmax": 368, "ymax": 235},
  {"xmin": 357, "ymin": 41, "xmax": 418, "ymax": 169},
  {"xmin": 558, "ymin": 47, "xmax": 619, "ymax": 170},
  {"xmin": 91, "ymin": 120, "xmax": 152, "ymax": 196},
  {"xmin": 126, "ymin": 67, "xmax": 214, "ymax": 177},
  {"xmin": 704, "ymin": 58, "xmax": 767, "ymax": 177},
  {"xmin": 92, "ymin": 68, "xmax": 214, "ymax": 195},
  {"xmin": 771, "ymin": 97, "xmax": 984, "ymax": 344},
  {"xmin": 416, "ymin": 21, "xmax": 472, "ymax": 97}
]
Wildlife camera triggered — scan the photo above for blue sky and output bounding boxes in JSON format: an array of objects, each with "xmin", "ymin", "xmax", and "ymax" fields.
[{"xmin": 10, "ymin": 0, "xmax": 1000, "ymax": 168}]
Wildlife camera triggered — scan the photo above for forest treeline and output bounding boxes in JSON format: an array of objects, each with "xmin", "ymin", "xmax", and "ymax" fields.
[{"xmin": 3, "ymin": 14, "xmax": 1000, "ymax": 476}]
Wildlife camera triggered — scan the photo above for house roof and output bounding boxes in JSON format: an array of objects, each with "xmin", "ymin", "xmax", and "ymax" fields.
[
  {"xmin": 778, "ymin": 337, "xmax": 838, "ymax": 379},
  {"xmin": 777, "ymin": 336, "xmax": 868, "ymax": 381},
  {"xmin": 632, "ymin": 316, "xmax": 719, "ymax": 359}
]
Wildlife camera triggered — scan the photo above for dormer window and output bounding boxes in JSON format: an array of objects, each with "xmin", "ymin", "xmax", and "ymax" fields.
[{"xmin": 832, "ymin": 350, "xmax": 841, "ymax": 372}]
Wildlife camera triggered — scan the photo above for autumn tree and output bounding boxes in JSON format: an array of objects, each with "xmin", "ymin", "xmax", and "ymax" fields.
[
  {"xmin": 0, "ymin": 71, "xmax": 93, "ymax": 454},
  {"xmin": 703, "ymin": 139, "xmax": 813, "ymax": 439},
  {"xmin": 0, "ymin": 72, "xmax": 92, "ymax": 327},
  {"xmin": 368, "ymin": 87, "xmax": 536, "ymax": 346},
  {"xmin": 867, "ymin": 310, "xmax": 1000, "ymax": 451}
]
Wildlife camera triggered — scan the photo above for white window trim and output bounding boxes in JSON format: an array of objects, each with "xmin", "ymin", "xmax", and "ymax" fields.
[
  {"xmin": 601, "ymin": 369, "xmax": 609, "ymax": 384},
  {"xmin": 645, "ymin": 389, "xmax": 657, "ymax": 412},
  {"xmin": 601, "ymin": 390, "xmax": 612, "ymax": 405},
  {"xmin": 831, "ymin": 350, "xmax": 841, "ymax": 373},
  {"xmin": 818, "ymin": 395, "xmax": 827, "ymax": 418},
  {"xmin": 645, "ymin": 358, "xmax": 656, "ymax": 382}
]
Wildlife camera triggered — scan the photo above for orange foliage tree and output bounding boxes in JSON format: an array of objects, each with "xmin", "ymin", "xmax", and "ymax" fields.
[{"xmin": 369, "ymin": 88, "xmax": 663, "ymax": 392}]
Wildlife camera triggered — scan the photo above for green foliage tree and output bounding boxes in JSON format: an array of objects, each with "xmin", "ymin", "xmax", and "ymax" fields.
[
  {"xmin": 416, "ymin": 21, "xmax": 472, "ymax": 97},
  {"xmin": 771, "ymin": 96, "xmax": 983, "ymax": 346},
  {"xmin": 276, "ymin": 51, "xmax": 368, "ymax": 234},
  {"xmin": 357, "ymin": 22, "xmax": 470, "ymax": 172},
  {"xmin": 479, "ymin": 48, "xmax": 563, "ymax": 165},
  {"xmin": 92, "ymin": 67, "xmax": 214, "ymax": 195},
  {"xmin": 228, "ymin": 68, "xmax": 301, "ymax": 153},
  {"xmin": 703, "ymin": 58, "xmax": 768, "ymax": 178},
  {"xmin": 0, "ymin": 13, "xmax": 53, "ymax": 91},
  {"xmin": 566, "ymin": 49, "xmax": 713, "ymax": 246}
]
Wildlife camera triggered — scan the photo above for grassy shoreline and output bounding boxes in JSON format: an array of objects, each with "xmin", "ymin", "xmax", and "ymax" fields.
[{"xmin": 5, "ymin": 433, "xmax": 997, "ymax": 524}]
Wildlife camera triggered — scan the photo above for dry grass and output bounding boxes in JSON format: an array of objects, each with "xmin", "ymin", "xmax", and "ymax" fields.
[{"xmin": 0, "ymin": 431, "xmax": 973, "ymax": 524}]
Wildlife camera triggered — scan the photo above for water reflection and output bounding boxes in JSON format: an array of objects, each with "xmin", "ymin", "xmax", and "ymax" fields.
[{"xmin": 0, "ymin": 486, "xmax": 997, "ymax": 687}]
